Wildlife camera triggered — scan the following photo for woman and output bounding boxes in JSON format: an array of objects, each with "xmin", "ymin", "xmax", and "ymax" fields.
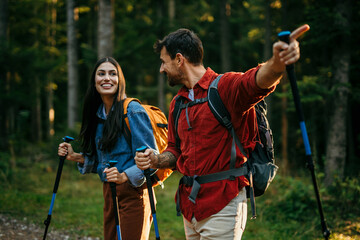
[{"xmin": 58, "ymin": 57, "xmax": 154, "ymax": 240}]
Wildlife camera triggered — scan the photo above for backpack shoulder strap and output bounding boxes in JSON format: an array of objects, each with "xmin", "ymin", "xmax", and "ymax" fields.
[
  {"xmin": 173, "ymin": 95, "xmax": 183, "ymax": 149},
  {"xmin": 208, "ymin": 74, "xmax": 232, "ymax": 130},
  {"xmin": 123, "ymin": 97, "xmax": 141, "ymax": 147},
  {"xmin": 207, "ymin": 74, "xmax": 248, "ymax": 164}
]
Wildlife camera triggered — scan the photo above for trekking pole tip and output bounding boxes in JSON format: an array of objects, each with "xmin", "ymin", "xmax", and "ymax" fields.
[{"xmin": 323, "ymin": 227, "xmax": 331, "ymax": 239}]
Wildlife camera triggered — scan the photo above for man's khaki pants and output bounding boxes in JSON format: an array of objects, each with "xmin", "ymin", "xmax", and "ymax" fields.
[{"xmin": 183, "ymin": 188, "xmax": 247, "ymax": 240}]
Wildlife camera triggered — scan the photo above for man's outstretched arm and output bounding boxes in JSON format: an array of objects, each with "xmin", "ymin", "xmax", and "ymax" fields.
[{"xmin": 256, "ymin": 24, "xmax": 310, "ymax": 89}]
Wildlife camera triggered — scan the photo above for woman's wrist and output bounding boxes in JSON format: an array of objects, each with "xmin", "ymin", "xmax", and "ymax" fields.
[
  {"xmin": 117, "ymin": 172, "xmax": 128, "ymax": 184},
  {"xmin": 68, "ymin": 152, "xmax": 85, "ymax": 164}
]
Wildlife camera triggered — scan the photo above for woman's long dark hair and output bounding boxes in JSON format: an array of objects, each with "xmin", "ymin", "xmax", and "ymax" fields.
[{"xmin": 79, "ymin": 57, "xmax": 126, "ymax": 154}]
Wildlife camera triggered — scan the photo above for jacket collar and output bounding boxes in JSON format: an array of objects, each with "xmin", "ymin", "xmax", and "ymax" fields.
[{"xmin": 177, "ymin": 67, "xmax": 216, "ymax": 98}]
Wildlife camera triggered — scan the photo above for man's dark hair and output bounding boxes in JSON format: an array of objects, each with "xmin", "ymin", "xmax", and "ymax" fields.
[{"xmin": 154, "ymin": 28, "xmax": 204, "ymax": 65}]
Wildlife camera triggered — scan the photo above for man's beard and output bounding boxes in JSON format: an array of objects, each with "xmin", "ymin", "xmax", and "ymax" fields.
[{"xmin": 166, "ymin": 69, "xmax": 184, "ymax": 87}]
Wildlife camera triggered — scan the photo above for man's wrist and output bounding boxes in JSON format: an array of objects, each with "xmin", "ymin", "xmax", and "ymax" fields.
[{"xmin": 154, "ymin": 154, "xmax": 161, "ymax": 168}]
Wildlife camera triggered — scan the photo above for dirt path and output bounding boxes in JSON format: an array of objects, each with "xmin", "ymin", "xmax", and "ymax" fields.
[{"xmin": 0, "ymin": 214, "xmax": 101, "ymax": 240}]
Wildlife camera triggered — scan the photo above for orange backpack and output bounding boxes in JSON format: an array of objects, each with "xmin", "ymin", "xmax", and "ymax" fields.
[{"xmin": 123, "ymin": 98, "xmax": 172, "ymax": 187}]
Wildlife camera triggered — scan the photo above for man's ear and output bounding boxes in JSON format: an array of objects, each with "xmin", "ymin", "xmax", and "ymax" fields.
[{"xmin": 175, "ymin": 53, "xmax": 184, "ymax": 66}]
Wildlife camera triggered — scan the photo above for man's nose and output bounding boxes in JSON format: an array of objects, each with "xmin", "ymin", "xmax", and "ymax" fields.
[{"xmin": 159, "ymin": 63, "xmax": 164, "ymax": 73}]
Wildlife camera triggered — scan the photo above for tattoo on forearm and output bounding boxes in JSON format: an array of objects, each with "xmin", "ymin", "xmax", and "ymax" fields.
[{"xmin": 156, "ymin": 152, "xmax": 176, "ymax": 169}]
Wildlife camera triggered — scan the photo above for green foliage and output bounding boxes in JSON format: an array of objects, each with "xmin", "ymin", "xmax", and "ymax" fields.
[
  {"xmin": 327, "ymin": 177, "xmax": 360, "ymax": 219},
  {"xmin": 2, "ymin": 0, "xmax": 359, "ymax": 179},
  {"xmin": 244, "ymin": 175, "xmax": 360, "ymax": 240},
  {"xmin": 1, "ymin": 1, "xmax": 360, "ymax": 238},
  {"xmin": 1, "ymin": 155, "xmax": 359, "ymax": 239}
]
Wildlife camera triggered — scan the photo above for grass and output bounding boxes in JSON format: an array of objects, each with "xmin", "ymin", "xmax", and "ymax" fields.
[
  {"xmin": 1, "ymin": 161, "xmax": 104, "ymax": 237},
  {"xmin": 0, "ymin": 153, "xmax": 185, "ymax": 239},
  {"xmin": 1, "ymin": 150, "xmax": 359, "ymax": 240}
]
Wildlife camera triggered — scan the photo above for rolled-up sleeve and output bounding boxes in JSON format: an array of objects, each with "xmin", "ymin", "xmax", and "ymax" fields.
[{"xmin": 124, "ymin": 165, "xmax": 145, "ymax": 187}]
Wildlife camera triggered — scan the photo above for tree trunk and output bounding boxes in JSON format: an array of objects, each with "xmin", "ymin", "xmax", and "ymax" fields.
[
  {"xmin": 97, "ymin": 0, "xmax": 114, "ymax": 58},
  {"xmin": 263, "ymin": 0, "xmax": 271, "ymax": 62},
  {"xmin": 168, "ymin": 0, "xmax": 175, "ymax": 27},
  {"xmin": 31, "ymin": 6, "xmax": 42, "ymax": 142},
  {"xmin": 280, "ymin": 0, "xmax": 289, "ymax": 174},
  {"xmin": 156, "ymin": 0, "xmax": 166, "ymax": 111},
  {"xmin": 67, "ymin": 0, "xmax": 78, "ymax": 129},
  {"xmin": 0, "ymin": 0, "xmax": 7, "ymax": 39},
  {"xmin": 45, "ymin": 0, "xmax": 57, "ymax": 137},
  {"xmin": 263, "ymin": 1, "xmax": 274, "ymax": 123},
  {"xmin": 324, "ymin": 0, "xmax": 351, "ymax": 186},
  {"xmin": 220, "ymin": 0, "xmax": 231, "ymax": 72},
  {"xmin": 0, "ymin": 0, "xmax": 8, "ymax": 149},
  {"xmin": 32, "ymin": 76, "xmax": 42, "ymax": 142}
]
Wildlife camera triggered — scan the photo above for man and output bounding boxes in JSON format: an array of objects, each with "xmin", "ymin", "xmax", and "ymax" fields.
[{"xmin": 135, "ymin": 24, "xmax": 310, "ymax": 239}]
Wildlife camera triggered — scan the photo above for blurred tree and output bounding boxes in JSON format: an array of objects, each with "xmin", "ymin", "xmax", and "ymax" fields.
[
  {"xmin": 31, "ymin": 5, "xmax": 43, "ymax": 143},
  {"xmin": 219, "ymin": 0, "xmax": 231, "ymax": 72},
  {"xmin": 0, "ymin": 0, "xmax": 8, "ymax": 150},
  {"xmin": 67, "ymin": 0, "xmax": 79, "ymax": 129},
  {"xmin": 280, "ymin": 0, "xmax": 290, "ymax": 175},
  {"xmin": 325, "ymin": 0, "xmax": 352, "ymax": 186},
  {"xmin": 45, "ymin": 0, "xmax": 57, "ymax": 138},
  {"xmin": 156, "ymin": 0, "xmax": 166, "ymax": 111},
  {"xmin": 98, "ymin": 0, "xmax": 114, "ymax": 58}
]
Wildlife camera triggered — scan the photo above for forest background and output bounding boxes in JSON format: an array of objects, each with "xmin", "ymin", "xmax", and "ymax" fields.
[{"xmin": 0, "ymin": 0, "xmax": 359, "ymax": 239}]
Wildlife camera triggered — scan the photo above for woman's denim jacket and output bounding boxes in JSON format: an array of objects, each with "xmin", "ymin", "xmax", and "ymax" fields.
[{"xmin": 78, "ymin": 100, "xmax": 156, "ymax": 187}]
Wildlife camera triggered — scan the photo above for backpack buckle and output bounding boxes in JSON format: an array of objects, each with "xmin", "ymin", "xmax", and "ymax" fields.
[
  {"xmin": 181, "ymin": 176, "xmax": 194, "ymax": 187},
  {"xmin": 229, "ymin": 175, "xmax": 236, "ymax": 181}
]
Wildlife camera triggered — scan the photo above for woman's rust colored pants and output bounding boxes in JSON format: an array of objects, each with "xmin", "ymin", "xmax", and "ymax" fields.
[{"xmin": 103, "ymin": 182, "xmax": 153, "ymax": 240}]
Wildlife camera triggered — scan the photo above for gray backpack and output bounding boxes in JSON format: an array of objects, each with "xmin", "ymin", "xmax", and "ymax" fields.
[{"xmin": 173, "ymin": 74, "xmax": 278, "ymax": 219}]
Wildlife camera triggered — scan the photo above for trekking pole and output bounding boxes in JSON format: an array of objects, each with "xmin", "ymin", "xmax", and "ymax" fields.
[
  {"xmin": 278, "ymin": 31, "xmax": 331, "ymax": 240},
  {"xmin": 136, "ymin": 146, "xmax": 160, "ymax": 240},
  {"xmin": 43, "ymin": 136, "xmax": 74, "ymax": 240},
  {"xmin": 108, "ymin": 160, "xmax": 122, "ymax": 240}
]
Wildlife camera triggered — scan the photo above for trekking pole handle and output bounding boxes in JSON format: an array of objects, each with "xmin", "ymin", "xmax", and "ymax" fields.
[
  {"xmin": 59, "ymin": 136, "xmax": 75, "ymax": 161},
  {"xmin": 63, "ymin": 136, "xmax": 75, "ymax": 143},
  {"xmin": 54, "ymin": 136, "xmax": 74, "ymax": 193},
  {"xmin": 136, "ymin": 146, "xmax": 152, "ymax": 176},
  {"xmin": 278, "ymin": 31, "xmax": 292, "ymax": 63}
]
